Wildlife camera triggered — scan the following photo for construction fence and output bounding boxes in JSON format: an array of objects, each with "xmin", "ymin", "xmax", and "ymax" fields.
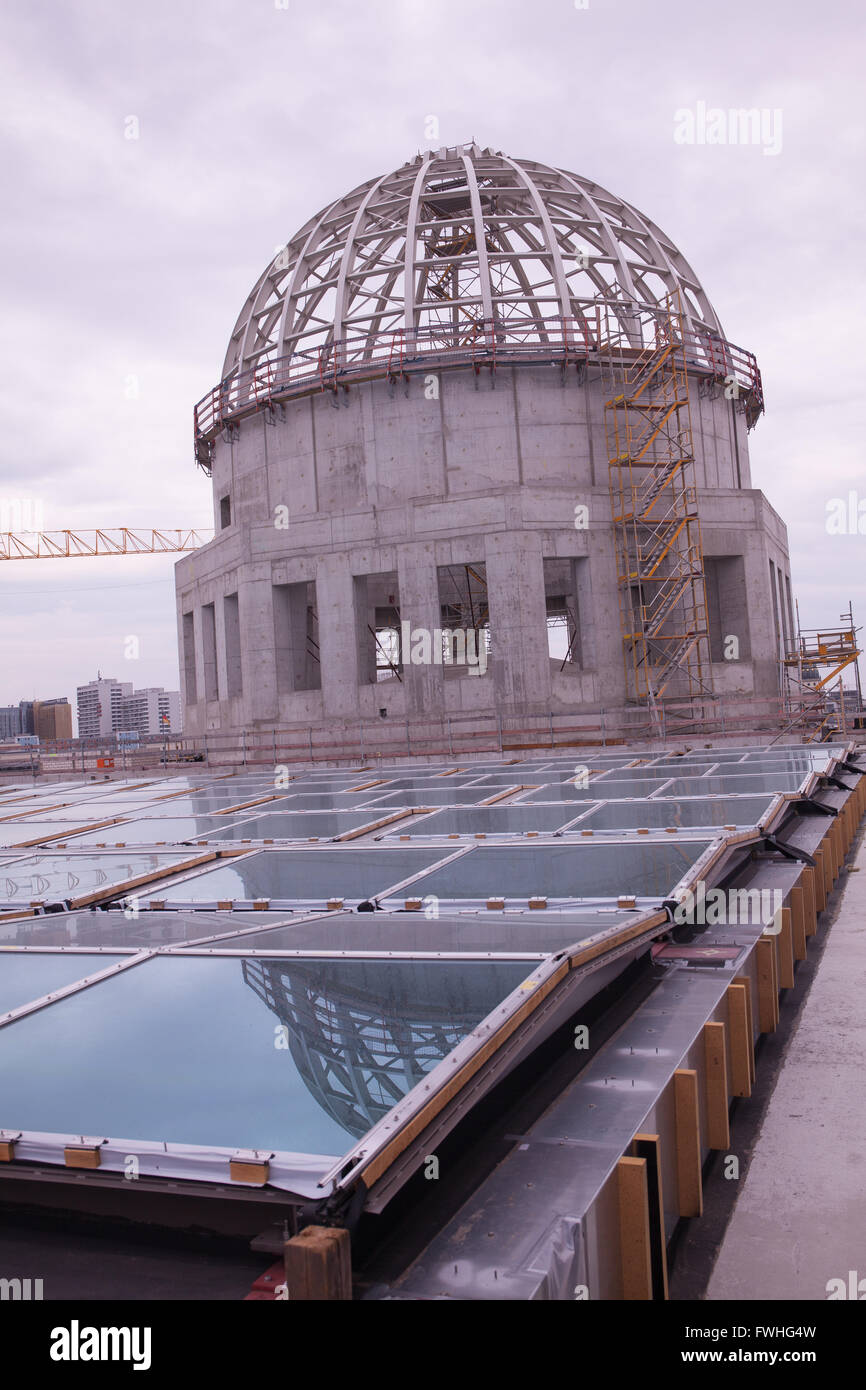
[{"xmin": 0, "ymin": 694, "xmax": 859, "ymax": 779}]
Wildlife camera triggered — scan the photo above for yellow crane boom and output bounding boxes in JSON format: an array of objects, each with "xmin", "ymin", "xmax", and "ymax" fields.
[{"xmin": 0, "ymin": 528, "xmax": 212, "ymax": 560}]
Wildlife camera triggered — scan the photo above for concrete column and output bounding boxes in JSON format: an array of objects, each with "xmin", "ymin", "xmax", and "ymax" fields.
[
  {"xmin": 193, "ymin": 604, "xmax": 208, "ymax": 710},
  {"xmin": 776, "ymin": 565, "xmax": 791, "ymax": 655},
  {"xmin": 396, "ymin": 543, "xmax": 445, "ymax": 715},
  {"xmin": 587, "ymin": 529, "xmax": 625, "ymax": 704},
  {"xmin": 484, "ymin": 532, "xmax": 552, "ymax": 709},
  {"xmin": 316, "ymin": 555, "xmax": 362, "ymax": 718},
  {"xmin": 352, "ymin": 576, "xmax": 379, "ymax": 686},
  {"xmin": 179, "ymin": 605, "xmax": 197, "ymax": 707},
  {"xmin": 744, "ymin": 544, "xmax": 781, "ymax": 696},
  {"xmin": 214, "ymin": 595, "xmax": 230, "ymax": 700},
  {"xmin": 238, "ymin": 565, "xmax": 278, "ymax": 723},
  {"xmin": 224, "ymin": 592, "xmax": 243, "ymax": 698},
  {"xmin": 573, "ymin": 557, "xmax": 596, "ymax": 669}
]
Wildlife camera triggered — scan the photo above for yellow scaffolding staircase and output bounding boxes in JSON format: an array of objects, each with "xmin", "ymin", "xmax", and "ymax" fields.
[
  {"xmin": 779, "ymin": 621, "xmax": 862, "ymax": 741},
  {"xmin": 603, "ymin": 290, "xmax": 713, "ymax": 717}
]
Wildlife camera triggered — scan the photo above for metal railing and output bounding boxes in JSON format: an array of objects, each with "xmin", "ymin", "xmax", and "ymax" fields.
[
  {"xmin": 2, "ymin": 695, "xmax": 845, "ymax": 781},
  {"xmin": 193, "ymin": 308, "xmax": 763, "ymax": 470}
]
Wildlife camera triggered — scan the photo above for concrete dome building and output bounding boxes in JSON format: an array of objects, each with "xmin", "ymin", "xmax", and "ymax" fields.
[{"xmin": 177, "ymin": 142, "xmax": 795, "ymax": 745}]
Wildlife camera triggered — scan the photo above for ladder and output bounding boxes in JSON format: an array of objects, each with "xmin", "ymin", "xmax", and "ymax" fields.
[{"xmin": 604, "ymin": 291, "xmax": 713, "ymax": 712}]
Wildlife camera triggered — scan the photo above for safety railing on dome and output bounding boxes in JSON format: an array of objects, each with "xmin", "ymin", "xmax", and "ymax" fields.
[{"xmin": 194, "ymin": 308, "xmax": 763, "ymax": 469}]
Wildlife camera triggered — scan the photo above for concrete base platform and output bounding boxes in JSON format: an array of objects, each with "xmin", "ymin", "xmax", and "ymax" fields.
[{"xmin": 707, "ymin": 835, "xmax": 866, "ymax": 1301}]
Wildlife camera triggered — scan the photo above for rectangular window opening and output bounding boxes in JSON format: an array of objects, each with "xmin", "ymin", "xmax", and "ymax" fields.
[
  {"xmin": 705, "ymin": 556, "xmax": 751, "ymax": 663},
  {"xmin": 354, "ymin": 572, "xmax": 402, "ymax": 684},
  {"xmin": 436, "ymin": 562, "xmax": 490, "ymax": 676},
  {"xmin": 543, "ymin": 558, "xmax": 585, "ymax": 668},
  {"xmin": 274, "ymin": 581, "xmax": 321, "ymax": 693}
]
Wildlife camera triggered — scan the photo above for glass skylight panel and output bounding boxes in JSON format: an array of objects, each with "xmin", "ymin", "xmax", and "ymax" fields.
[
  {"xmin": 572, "ymin": 795, "xmax": 777, "ymax": 831},
  {"xmin": 212, "ymin": 812, "xmax": 394, "ymax": 840},
  {"xmin": 0, "ymin": 821, "xmax": 102, "ymax": 847},
  {"xmin": 48, "ymin": 817, "xmax": 246, "ymax": 847},
  {"xmin": 196, "ymin": 907, "xmax": 640, "ymax": 955},
  {"xmin": 658, "ymin": 773, "xmax": 808, "ymax": 797},
  {"xmin": 12, "ymin": 801, "xmax": 156, "ymax": 823},
  {"xmin": 521, "ymin": 778, "xmax": 669, "ymax": 801},
  {"xmin": 135, "ymin": 793, "xmax": 296, "ymax": 817},
  {"xmin": 737, "ymin": 754, "xmax": 834, "ymax": 774},
  {"xmin": 385, "ymin": 805, "xmax": 581, "ymax": 836},
  {"xmin": 0, "ymin": 851, "xmax": 205, "ymax": 909},
  {"xmin": 156, "ymin": 847, "xmax": 449, "ymax": 905},
  {"xmin": 635, "ymin": 762, "xmax": 717, "ymax": 777},
  {"xmin": 272, "ymin": 793, "xmax": 395, "ymax": 811},
  {"xmin": 0, "ymin": 955, "xmax": 528, "ymax": 1153},
  {"xmin": 371, "ymin": 788, "xmax": 509, "ymax": 806},
  {"xmin": 0, "ymin": 953, "xmax": 112, "ymax": 1015},
  {"xmin": 388, "ymin": 840, "xmax": 711, "ymax": 903},
  {"xmin": 0, "ymin": 910, "xmax": 292, "ymax": 949},
  {"xmin": 594, "ymin": 765, "xmax": 685, "ymax": 781}
]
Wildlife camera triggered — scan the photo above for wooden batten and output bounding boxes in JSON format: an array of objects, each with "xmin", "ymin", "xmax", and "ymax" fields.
[
  {"xmin": 616, "ymin": 1156, "xmax": 653, "ymax": 1301},
  {"xmin": 727, "ymin": 981, "xmax": 752, "ymax": 1098},
  {"xmin": 703, "ymin": 1021, "xmax": 730, "ymax": 1151},
  {"xmin": 283, "ymin": 1225, "xmax": 352, "ymax": 1301},
  {"xmin": 673, "ymin": 1069, "xmax": 702, "ymax": 1218}
]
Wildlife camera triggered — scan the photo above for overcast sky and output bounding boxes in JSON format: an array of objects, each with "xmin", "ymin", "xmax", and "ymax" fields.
[{"xmin": 1, "ymin": 0, "xmax": 863, "ymax": 723}]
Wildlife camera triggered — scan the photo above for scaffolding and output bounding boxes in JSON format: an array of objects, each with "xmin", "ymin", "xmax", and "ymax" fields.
[
  {"xmin": 779, "ymin": 603, "xmax": 863, "ymax": 739},
  {"xmin": 603, "ymin": 290, "xmax": 713, "ymax": 722}
]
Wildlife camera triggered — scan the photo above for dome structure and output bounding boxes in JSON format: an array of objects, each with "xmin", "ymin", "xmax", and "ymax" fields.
[
  {"xmin": 221, "ymin": 143, "xmax": 721, "ymax": 379},
  {"xmin": 178, "ymin": 142, "xmax": 794, "ymax": 749}
]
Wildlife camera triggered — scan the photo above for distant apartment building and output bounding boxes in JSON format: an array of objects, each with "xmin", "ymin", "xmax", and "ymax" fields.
[
  {"xmin": 76, "ymin": 678, "xmax": 182, "ymax": 739},
  {"xmin": 33, "ymin": 699, "xmax": 73, "ymax": 741},
  {"xmin": 0, "ymin": 701, "xmax": 33, "ymax": 740},
  {"xmin": 116, "ymin": 687, "xmax": 183, "ymax": 737},
  {"xmin": 76, "ymin": 679, "xmax": 133, "ymax": 739},
  {"xmin": 157, "ymin": 690, "xmax": 182, "ymax": 735},
  {"xmin": 0, "ymin": 698, "xmax": 71, "ymax": 741}
]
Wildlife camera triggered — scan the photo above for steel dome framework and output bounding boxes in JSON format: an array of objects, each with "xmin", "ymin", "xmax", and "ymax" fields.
[
  {"xmin": 242, "ymin": 956, "xmax": 513, "ymax": 1140},
  {"xmin": 223, "ymin": 142, "xmax": 722, "ymax": 376},
  {"xmin": 195, "ymin": 144, "xmax": 763, "ymax": 469}
]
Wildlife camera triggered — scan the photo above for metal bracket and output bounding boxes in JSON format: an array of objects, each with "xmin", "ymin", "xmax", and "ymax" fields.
[
  {"xmin": 789, "ymin": 794, "xmax": 838, "ymax": 819},
  {"xmin": 761, "ymin": 832, "xmax": 817, "ymax": 865},
  {"xmin": 318, "ymin": 1177, "xmax": 368, "ymax": 1232}
]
